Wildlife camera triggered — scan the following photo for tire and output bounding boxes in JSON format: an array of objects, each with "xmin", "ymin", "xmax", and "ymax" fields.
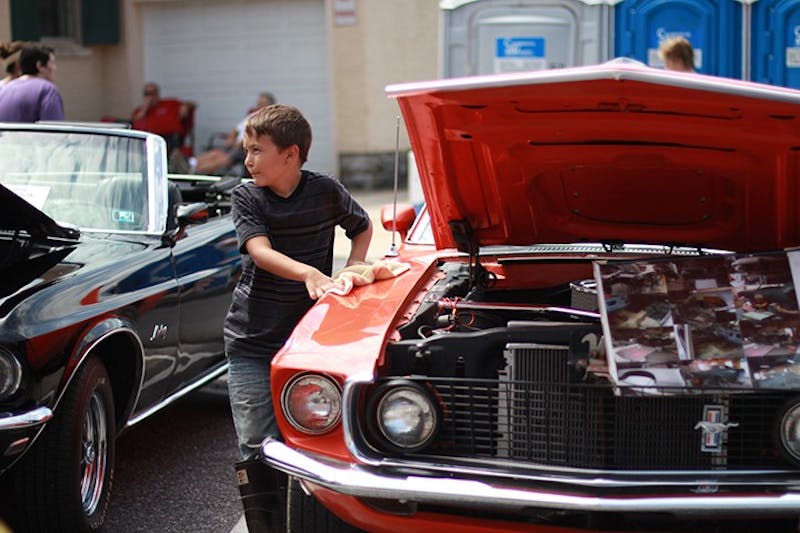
[
  {"xmin": 286, "ymin": 476, "xmax": 362, "ymax": 533},
  {"xmin": 11, "ymin": 356, "xmax": 116, "ymax": 533}
]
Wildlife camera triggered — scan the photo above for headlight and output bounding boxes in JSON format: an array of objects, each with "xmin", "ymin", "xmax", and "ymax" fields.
[
  {"xmin": 281, "ymin": 374, "xmax": 341, "ymax": 434},
  {"xmin": 371, "ymin": 380, "xmax": 439, "ymax": 453},
  {"xmin": 0, "ymin": 348, "xmax": 22, "ymax": 400},
  {"xmin": 779, "ymin": 399, "xmax": 800, "ymax": 463}
]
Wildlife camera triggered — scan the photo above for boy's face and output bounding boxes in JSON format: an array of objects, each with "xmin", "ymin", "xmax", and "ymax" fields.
[{"xmin": 243, "ymin": 132, "xmax": 295, "ymax": 189}]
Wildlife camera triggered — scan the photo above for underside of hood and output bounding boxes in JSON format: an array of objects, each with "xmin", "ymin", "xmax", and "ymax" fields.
[
  {"xmin": 387, "ymin": 61, "xmax": 800, "ymax": 253},
  {"xmin": 1, "ymin": 184, "xmax": 79, "ymax": 240}
]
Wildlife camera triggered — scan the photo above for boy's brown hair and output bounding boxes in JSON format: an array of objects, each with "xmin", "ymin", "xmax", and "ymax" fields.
[
  {"xmin": 244, "ymin": 104, "xmax": 312, "ymax": 164},
  {"xmin": 658, "ymin": 36, "xmax": 694, "ymax": 71}
]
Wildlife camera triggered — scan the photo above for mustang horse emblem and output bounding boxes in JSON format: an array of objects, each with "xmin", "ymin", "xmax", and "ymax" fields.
[{"xmin": 695, "ymin": 406, "xmax": 739, "ymax": 452}]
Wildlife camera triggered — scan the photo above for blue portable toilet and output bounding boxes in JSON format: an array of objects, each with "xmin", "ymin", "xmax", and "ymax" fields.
[
  {"xmin": 615, "ymin": 0, "xmax": 741, "ymax": 77},
  {"xmin": 751, "ymin": 0, "xmax": 800, "ymax": 88}
]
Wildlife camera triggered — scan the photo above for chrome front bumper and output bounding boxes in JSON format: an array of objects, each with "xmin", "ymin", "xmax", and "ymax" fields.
[
  {"xmin": 260, "ymin": 438, "xmax": 800, "ymax": 518},
  {"xmin": 0, "ymin": 406, "xmax": 52, "ymax": 470},
  {"xmin": 0, "ymin": 406, "xmax": 52, "ymax": 431}
]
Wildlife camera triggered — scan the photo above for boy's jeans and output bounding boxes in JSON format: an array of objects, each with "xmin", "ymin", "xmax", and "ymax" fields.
[{"xmin": 227, "ymin": 355, "xmax": 279, "ymax": 460}]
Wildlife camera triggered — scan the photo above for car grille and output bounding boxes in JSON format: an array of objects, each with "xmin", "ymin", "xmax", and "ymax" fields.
[{"xmin": 370, "ymin": 343, "xmax": 793, "ymax": 471}]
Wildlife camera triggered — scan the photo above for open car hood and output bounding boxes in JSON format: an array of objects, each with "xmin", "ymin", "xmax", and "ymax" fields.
[
  {"xmin": 0, "ymin": 184, "xmax": 79, "ymax": 240},
  {"xmin": 387, "ymin": 60, "xmax": 800, "ymax": 253}
]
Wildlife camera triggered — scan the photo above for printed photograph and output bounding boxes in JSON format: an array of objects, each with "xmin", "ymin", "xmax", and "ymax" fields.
[{"xmin": 596, "ymin": 250, "xmax": 800, "ymax": 394}]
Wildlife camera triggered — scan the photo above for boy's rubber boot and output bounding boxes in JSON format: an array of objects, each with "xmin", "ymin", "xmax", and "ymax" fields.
[{"xmin": 235, "ymin": 455, "xmax": 288, "ymax": 532}]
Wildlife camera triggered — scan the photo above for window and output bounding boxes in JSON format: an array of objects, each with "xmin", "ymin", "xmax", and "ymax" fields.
[
  {"xmin": 39, "ymin": 0, "xmax": 79, "ymax": 39},
  {"xmin": 10, "ymin": 0, "xmax": 119, "ymax": 45}
]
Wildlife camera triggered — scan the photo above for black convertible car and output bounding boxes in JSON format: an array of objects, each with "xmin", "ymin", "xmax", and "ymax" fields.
[{"xmin": 0, "ymin": 123, "xmax": 241, "ymax": 532}]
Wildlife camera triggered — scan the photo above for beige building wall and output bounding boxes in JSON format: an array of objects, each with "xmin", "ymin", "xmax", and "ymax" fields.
[
  {"xmin": 1, "ymin": 0, "xmax": 439, "ymax": 168},
  {"xmin": 58, "ymin": 1, "xmax": 143, "ymax": 122},
  {"xmin": 0, "ymin": 0, "xmax": 9, "ymax": 41},
  {"xmin": 330, "ymin": 1, "xmax": 439, "ymax": 153}
]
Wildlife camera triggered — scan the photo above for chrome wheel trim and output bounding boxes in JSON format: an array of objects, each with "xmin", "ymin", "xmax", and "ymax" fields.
[{"xmin": 80, "ymin": 391, "xmax": 108, "ymax": 516}]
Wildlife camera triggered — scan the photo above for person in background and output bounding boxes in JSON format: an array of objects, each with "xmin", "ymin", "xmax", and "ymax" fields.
[
  {"xmin": 0, "ymin": 43, "xmax": 64, "ymax": 122},
  {"xmin": 224, "ymin": 104, "xmax": 372, "ymax": 459},
  {"xmin": 0, "ymin": 41, "xmax": 23, "ymax": 88},
  {"xmin": 658, "ymin": 36, "xmax": 695, "ymax": 73},
  {"xmin": 172, "ymin": 91, "xmax": 276, "ymax": 175},
  {"xmin": 131, "ymin": 82, "xmax": 193, "ymax": 153}
]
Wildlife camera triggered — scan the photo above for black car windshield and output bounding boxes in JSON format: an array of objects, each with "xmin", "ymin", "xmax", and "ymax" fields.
[{"xmin": 0, "ymin": 130, "xmax": 149, "ymax": 231}]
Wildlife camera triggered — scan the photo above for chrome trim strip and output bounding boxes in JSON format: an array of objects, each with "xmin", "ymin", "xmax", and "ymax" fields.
[
  {"xmin": 125, "ymin": 363, "xmax": 228, "ymax": 428},
  {"xmin": 0, "ymin": 121, "xmax": 149, "ymax": 138},
  {"xmin": 341, "ymin": 372, "xmax": 378, "ymax": 465},
  {"xmin": 0, "ymin": 406, "xmax": 53, "ymax": 431},
  {"xmin": 167, "ymin": 174, "xmax": 227, "ymax": 182},
  {"xmin": 148, "ymin": 133, "xmax": 168, "ymax": 233},
  {"xmin": 382, "ymin": 454, "xmax": 800, "ymax": 487},
  {"xmin": 260, "ymin": 438, "xmax": 800, "ymax": 517}
]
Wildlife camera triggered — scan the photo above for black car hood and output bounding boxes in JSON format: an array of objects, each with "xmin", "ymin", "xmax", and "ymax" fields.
[
  {"xmin": 0, "ymin": 234, "xmax": 148, "ymax": 315},
  {"xmin": 1, "ymin": 184, "xmax": 81, "ymax": 298},
  {"xmin": 1, "ymin": 184, "xmax": 80, "ymax": 240}
]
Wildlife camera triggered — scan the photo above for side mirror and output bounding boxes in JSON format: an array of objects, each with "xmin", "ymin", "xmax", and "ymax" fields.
[
  {"xmin": 381, "ymin": 203, "xmax": 416, "ymax": 241},
  {"xmin": 176, "ymin": 202, "xmax": 209, "ymax": 226},
  {"xmin": 163, "ymin": 202, "xmax": 209, "ymax": 247}
]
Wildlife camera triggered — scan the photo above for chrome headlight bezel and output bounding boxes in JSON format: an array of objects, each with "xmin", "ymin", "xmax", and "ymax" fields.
[
  {"xmin": 0, "ymin": 347, "xmax": 23, "ymax": 400},
  {"xmin": 778, "ymin": 398, "xmax": 800, "ymax": 464},
  {"xmin": 281, "ymin": 373, "xmax": 342, "ymax": 435},
  {"xmin": 367, "ymin": 380, "xmax": 440, "ymax": 454}
]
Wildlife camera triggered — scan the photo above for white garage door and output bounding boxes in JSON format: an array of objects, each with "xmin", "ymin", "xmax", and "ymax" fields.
[{"xmin": 143, "ymin": 0, "xmax": 334, "ymax": 175}]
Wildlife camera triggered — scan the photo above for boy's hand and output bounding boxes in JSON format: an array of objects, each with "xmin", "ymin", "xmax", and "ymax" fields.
[{"xmin": 304, "ymin": 269, "xmax": 336, "ymax": 300}]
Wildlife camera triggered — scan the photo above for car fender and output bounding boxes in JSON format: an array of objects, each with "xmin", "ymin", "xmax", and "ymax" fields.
[{"xmin": 57, "ymin": 316, "xmax": 145, "ymax": 429}]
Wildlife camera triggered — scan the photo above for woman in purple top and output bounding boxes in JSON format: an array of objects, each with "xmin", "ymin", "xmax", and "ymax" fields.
[{"xmin": 0, "ymin": 44, "xmax": 64, "ymax": 122}]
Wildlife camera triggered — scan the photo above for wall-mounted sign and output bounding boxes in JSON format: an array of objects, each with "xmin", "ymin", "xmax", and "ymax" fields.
[{"xmin": 333, "ymin": 0, "xmax": 356, "ymax": 26}]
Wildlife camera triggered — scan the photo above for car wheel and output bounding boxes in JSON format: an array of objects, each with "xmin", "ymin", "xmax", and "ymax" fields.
[
  {"xmin": 287, "ymin": 476, "xmax": 362, "ymax": 533},
  {"xmin": 11, "ymin": 356, "xmax": 116, "ymax": 533}
]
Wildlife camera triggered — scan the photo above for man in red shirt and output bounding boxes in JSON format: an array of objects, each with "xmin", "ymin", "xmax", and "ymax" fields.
[{"xmin": 131, "ymin": 82, "xmax": 193, "ymax": 153}]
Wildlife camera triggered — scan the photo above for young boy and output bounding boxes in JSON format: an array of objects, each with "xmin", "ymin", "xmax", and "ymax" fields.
[{"xmin": 224, "ymin": 104, "xmax": 372, "ymax": 459}]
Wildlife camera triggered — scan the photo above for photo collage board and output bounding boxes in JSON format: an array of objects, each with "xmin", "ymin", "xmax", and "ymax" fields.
[{"xmin": 593, "ymin": 249, "xmax": 800, "ymax": 395}]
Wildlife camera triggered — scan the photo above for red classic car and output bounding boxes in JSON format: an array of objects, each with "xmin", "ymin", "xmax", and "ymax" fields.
[{"xmin": 240, "ymin": 60, "xmax": 800, "ymax": 532}]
